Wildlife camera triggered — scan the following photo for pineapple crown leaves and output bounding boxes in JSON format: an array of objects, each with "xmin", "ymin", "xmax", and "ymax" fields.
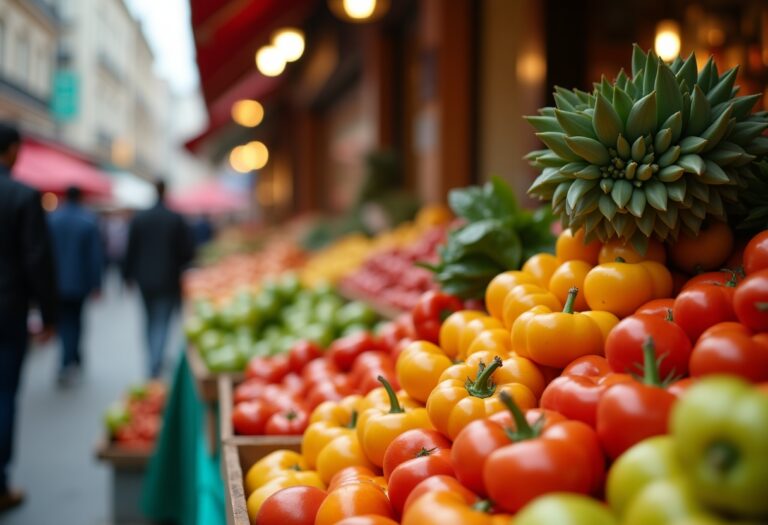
[{"xmin": 525, "ymin": 44, "xmax": 768, "ymax": 252}]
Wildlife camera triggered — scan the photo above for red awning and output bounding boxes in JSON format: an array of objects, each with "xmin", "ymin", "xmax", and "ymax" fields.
[
  {"xmin": 13, "ymin": 139, "xmax": 112, "ymax": 197},
  {"xmin": 168, "ymin": 180, "xmax": 249, "ymax": 215}
]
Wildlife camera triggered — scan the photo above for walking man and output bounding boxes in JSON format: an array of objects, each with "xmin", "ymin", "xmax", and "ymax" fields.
[
  {"xmin": 48, "ymin": 186, "xmax": 103, "ymax": 385},
  {"xmin": 0, "ymin": 122, "xmax": 57, "ymax": 510},
  {"xmin": 123, "ymin": 180, "xmax": 194, "ymax": 378}
]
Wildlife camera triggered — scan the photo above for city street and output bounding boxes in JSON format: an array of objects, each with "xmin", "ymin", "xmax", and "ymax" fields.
[{"xmin": 0, "ymin": 272, "xmax": 181, "ymax": 525}]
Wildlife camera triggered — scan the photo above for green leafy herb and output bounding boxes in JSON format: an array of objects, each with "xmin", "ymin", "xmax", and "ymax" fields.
[{"xmin": 422, "ymin": 177, "xmax": 555, "ymax": 299}]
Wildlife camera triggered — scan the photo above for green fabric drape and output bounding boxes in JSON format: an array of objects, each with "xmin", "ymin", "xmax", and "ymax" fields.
[{"xmin": 141, "ymin": 351, "xmax": 225, "ymax": 525}]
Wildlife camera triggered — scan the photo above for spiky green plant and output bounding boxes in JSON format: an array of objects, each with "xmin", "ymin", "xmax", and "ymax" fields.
[
  {"xmin": 526, "ymin": 45, "xmax": 768, "ymax": 252},
  {"xmin": 737, "ymin": 159, "xmax": 768, "ymax": 231}
]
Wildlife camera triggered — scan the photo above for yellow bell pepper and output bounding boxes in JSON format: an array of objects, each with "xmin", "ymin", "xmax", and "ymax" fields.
[
  {"xmin": 583, "ymin": 259, "xmax": 673, "ymax": 318},
  {"xmin": 246, "ymin": 470, "xmax": 325, "ymax": 521},
  {"xmin": 439, "ymin": 311, "xmax": 485, "ymax": 359},
  {"xmin": 521, "ymin": 252, "xmax": 561, "ymax": 288},
  {"xmin": 512, "ymin": 287, "xmax": 610, "ymax": 368},
  {"xmin": 440, "ymin": 350, "xmax": 547, "ymax": 398},
  {"xmin": 501, "ymin": 283, "xmax": 562, "ymax": 329},
  {"xmin": 356, "ymin": 377, "xmax": 432, "ymax": 467},
  {"xmin": 396, "ymin": 341, "xmax": 454, "ymax": 404},
  {"xmin": 426, "ymin": 355, "xmax": 537, "ymax": 440},
  {"xmin": 465, "ymin": 328, "xmax": 513, "ymax": 359},
  {"xmin": 244, "ymin": 449, "xmax": 308, "ymax": 495},
  {"xmin": 456, "ymin": 316, "xmax": 505, "ymax": 361},
  {"xmin": 302, "ymin": 395, "xmax": 362, "ymax": 469},
  {"xmin": 316, "ymin": 432, "xmax": 377, "ymax": 484},
  {"xmin": 485, "ymin": 271, "xmax": 539, "ymax": 321}
]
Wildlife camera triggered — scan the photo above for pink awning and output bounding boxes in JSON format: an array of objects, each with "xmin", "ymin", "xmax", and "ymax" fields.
[
  {"xmin": 13, "ymin": 140, "xmax": 112, "ymax": 197},
  {"xmin": 168, "ymin": 180, "xmax": 249, "ymax": 215}
]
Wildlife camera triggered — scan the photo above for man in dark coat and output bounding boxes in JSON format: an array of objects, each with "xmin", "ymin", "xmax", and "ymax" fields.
[
  {"xmin": 123, "ymin": 180, "xmax": 194, "ymax": 378},
  {"xmin": 0, "ymin": 122, "xmax": 57, "ymax": 510},
  {"xmin": 48, "ymin": 186, "xmax": 103, "ymax": 385}
]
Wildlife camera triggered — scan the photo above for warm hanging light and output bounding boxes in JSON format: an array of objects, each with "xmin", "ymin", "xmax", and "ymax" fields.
[
  {"xmin": 229, "ymin": 146, "xmax": 251, "ymax": 173},
  {"xmin": 328, "ymin": 0, "xmax": 389, "ymax": 23},
  {"xmin": 273, "ymin": 28, "xmax": 305, "ymax": 62},
  {"xmin": 231, "ymin": 99, "xmax": 264, "ymax": 127},
  {"xmin": 243, "ymin": 141, "xmax": 269, "ymax": 170},
  {"xmin": 256, "ymin": 46, "xmax": 286, "ymax": 77},
  {"xmin": 655, "ymin": 20, "xmax": 681, "ymax": 62}
]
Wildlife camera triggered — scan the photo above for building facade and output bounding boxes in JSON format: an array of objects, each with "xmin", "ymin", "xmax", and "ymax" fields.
[
  {"xmin": 0, "ymin": 0, "xmax": 57, "ymax": 136},
  {"xmin": 55, "ymin": 0, "xmax": 171, "ymax": 178}
]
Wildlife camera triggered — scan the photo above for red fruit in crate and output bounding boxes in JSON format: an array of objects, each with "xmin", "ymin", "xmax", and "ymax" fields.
[
  {"xmin": 288, "ymin": 340, "xmax": 324, "ymax": 373},
  {"xmin": 232, "ymin": 399, "xmax": 271, "ymax": 435},
  {"xmin": 246, "ymin": 355, "xmax": 291, "ymax": 383},
  {"xmin": 257, "ymin": 486, "xmax": 327, "ymax": 525}
]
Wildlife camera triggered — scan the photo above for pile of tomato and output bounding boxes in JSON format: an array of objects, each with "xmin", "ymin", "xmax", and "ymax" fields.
[{"xmin": 233, "ymin": 225, "xmax": 768, "ymax": 525}]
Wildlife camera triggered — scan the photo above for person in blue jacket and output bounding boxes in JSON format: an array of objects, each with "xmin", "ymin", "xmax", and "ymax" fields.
[{"xmin": 48, "ymin": 186, "xmax": 103, "ymax": 386}]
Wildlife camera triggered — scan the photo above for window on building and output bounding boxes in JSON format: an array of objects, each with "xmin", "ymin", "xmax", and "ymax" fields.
[
  {"xmin": 0, "ymin": 20, "xmax": 5, "ymax": 71},
  {"xmin": 17, "ymin": 34, "xmax": 30, "ymax": 85}
]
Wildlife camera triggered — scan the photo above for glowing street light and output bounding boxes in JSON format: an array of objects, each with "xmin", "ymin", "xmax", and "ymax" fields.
[
  {"xmin": 655, "ymin": 20, "xmax": 681, "ymax": 62},
  {"xmin": 231, "ymin": 99, "xmax": 264, "ymax": 128},
  {"xmin": 328, "ymin": 0, "xmax": 389, "ymax": 23},
  {"xmin": 273, "ymin": 28, "xmax": 305, "ymax": 62},
  {"xmin": 256, "ymin": 46, "xmax": 286, "ymax": 77}
]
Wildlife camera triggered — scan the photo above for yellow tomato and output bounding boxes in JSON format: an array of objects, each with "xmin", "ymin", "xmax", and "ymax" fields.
[{"xmin": 556, "ymin": 228, "xmax": 602, "ymax": 265}]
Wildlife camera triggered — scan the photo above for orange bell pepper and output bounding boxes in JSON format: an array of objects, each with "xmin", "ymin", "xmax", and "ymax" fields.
[
  {"xmin": 501, "ymin": 283, "xmax": 562, "ymax": 329},
  {"xmin": 426, "ymin": 355, "xmax": 537, "ymax": 440},
  {"xmin": 440, "ymin": 350, "xmax": 546, "ymax": 399},
  {"xmin": 396, "ymin": 341, "xmax": 454, "ymax": 404},
  {"xmin": 315, "ymin": 478, "xmax": 395, "ymax": 525},
  {"xmin": 512, "ymin": 287, "xmax": 610, "ymax": 368},
  {"xmin": 402, "ymin": 475, "xmax": 512, "ymax": 525},
  {"xmin": 357, "ymin": 377, "xmax": 432, "ymax": 467},
  {"xmin": 521, "ymin": 253, "xmax": 561, "ymax": 288},
  {"xmin": 302, "ymin": 395, "xmax": 362, "ymax": 469},
  {"xmin": 584, "ymin": 259, "xmax": 673, "ymax": 318}
]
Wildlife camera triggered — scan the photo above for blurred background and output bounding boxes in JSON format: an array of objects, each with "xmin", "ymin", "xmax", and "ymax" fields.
[
  {"xmin": 3, "ymin": 0, "xmax": 768, "ymax": 221},
  {"xmin": 2, "ymin": 0, "xmax": 768, "ymax": 524}
]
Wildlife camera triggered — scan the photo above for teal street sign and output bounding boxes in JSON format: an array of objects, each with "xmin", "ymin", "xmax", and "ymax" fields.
[{"xmin": 51, "ymin": 70, "xmax": 79, "ymax": 121}]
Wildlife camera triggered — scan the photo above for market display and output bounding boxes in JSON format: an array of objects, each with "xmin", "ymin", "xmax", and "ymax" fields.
[
  {"xmin": 185, "ymin": 275, "xmax": 380, "ymax": 373},
  {"xmin": 209, "ymin": 46, "xmax": 768, "ymax": 525},
  {"xmin": 103, "ymin": 381, "xmax": 166, "ymax": 449}
]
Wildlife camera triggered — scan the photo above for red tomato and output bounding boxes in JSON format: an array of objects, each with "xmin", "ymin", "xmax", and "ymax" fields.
[
  {"xmin": 689, "ymin": 323, "xmax": 768, "ymax": 382},
  {"xmin": 328, "ymin": 332, "xmax": 386, "ymax": 371},
  {"xmin": 411, "ymin": 291, "xmax": 464, "ymax": 344},
  {"xmin": 335, "ymin": 517, "xmax": 399, "ymax": 525},
  {"xmin": 387, "ymin": 451, "xmax": 455, "ymax": 516},
  {"xmin": 232, "ymin": 400, "xmax": 271, "ymax": 435},
  {"xmin": 265, "ymin": 409, "xmax": 309, "ymax": 435},
  {"xmin": 256, "ymin": 485, "xmax": 327, "ymax": 525},
  {"xmin": 733, "ymin": 269, "xmax": 768, "ymax": 332},
  {"xmin": 305, "ymin": 380, "xmax": 347, "ymax": 409},
  {"xmin": 634, "ymin": 298, "xmax": 675, "ymax": 318},
  {"xmin": 481, "ymin": 404, "xmax": 604, "ymax": 512},
  {"xmin": 382, "ymin": 429, "xmax": 452, "ymax": 480},
  {"xmin": 605, "ymin": 314, "xmax": 692, "ymax": 378},
  {"xmin": 682, "ymin": 270, "xmax": 742, "ymax": 290},
  {"xmin": 233, "ymin": 378, "xmax": 269, "ymax": 404},
  {"xmin": 379, "ymin": 315, "xmax": 414, "ymax": 352},
  {"xmin": 302, "ymin": 358, "xmax": 339, "ymax": 387},
  {"xmin": 597, "ymin": 379, "xmax": 676, "ymax": 459},
  {"xmin": 259, "ymin": 385, "xmax": 302, "ymax": 414},
  {"xmin": 281, "ymin": 373, "xmax": 306, "ymax": 398},
  {"xmin": 673, "ymin": 282, "xmax": 737, "ymax": 342},
  {"xmin": 744, "ymin": 230, "xmax": 768, "ymax": 274},
  {"xmin": 540, "ymin": 356, "xmax": 633, "ymax": 427},
  {"xmin": 245, "ymin": 355, "xmax": 291, "ymax": 383},
  {"xmin": 288, "ymin": 340, "xmax": 324, "ymax": 373}
]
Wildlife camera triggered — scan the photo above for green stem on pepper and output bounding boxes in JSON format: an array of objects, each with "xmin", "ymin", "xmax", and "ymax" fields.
[
  {"xmin": 377, "ymin": 375, "xmax": 404, "ymax": 414},
  {"xmin": 346, "ymin": 410, "xmax": 358, "ymax": 429},
  {"xmin": 563, "ymin": 287, "xmax": 578, "ymax": 314},
  {"xmin": 465, "ymin": 356, "xmax": 503, "ymax": 398}
]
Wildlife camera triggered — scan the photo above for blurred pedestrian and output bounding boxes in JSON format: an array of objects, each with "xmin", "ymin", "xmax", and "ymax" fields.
[
  {"xmin": 190, "ymin": 214, "xmax": 214, "ymax": 248},
  {"xmin": 123, "ymin": 180, "xmax": 194, "ymax": 378},
  {"xmin": 48, "ymin": 186, "xmax": 103, "ymax": 386},
  {"xmin": 0, "ymin": 122, "xmax": 57, "ymax": 510}
]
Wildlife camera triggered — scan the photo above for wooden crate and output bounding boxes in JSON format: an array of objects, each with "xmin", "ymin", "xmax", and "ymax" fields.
[
  {"xmin": 186, "ymin": 344, "xmax": 244, "ymax": 404},
  {"xmin": 218, "ymin": 375, "xmax": 303, "ymax": 450},
  {"xmin": 222, "ymin": 437, "xmax": 303, "ymax": 525},
  {"xmin": 95, "ymin": 441, "xmax": 153, "ymax": 524}
]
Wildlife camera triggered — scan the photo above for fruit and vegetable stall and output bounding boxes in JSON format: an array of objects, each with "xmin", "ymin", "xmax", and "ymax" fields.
[{"xmin": 117, "ymin": 45, "xmax": 768, "ymax": 525}]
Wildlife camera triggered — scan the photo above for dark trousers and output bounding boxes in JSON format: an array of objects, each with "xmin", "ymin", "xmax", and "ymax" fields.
[
  {"xmin": 57, "ymin": 298, "xmax": 85, "ymax": 370},
  {"xmin": 0, "ymin": 311, "xmax": 27, "ymax": 492},
  {"xmin": 141, "ymin": 293, "xmax": 177, "ymax": 379}
]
